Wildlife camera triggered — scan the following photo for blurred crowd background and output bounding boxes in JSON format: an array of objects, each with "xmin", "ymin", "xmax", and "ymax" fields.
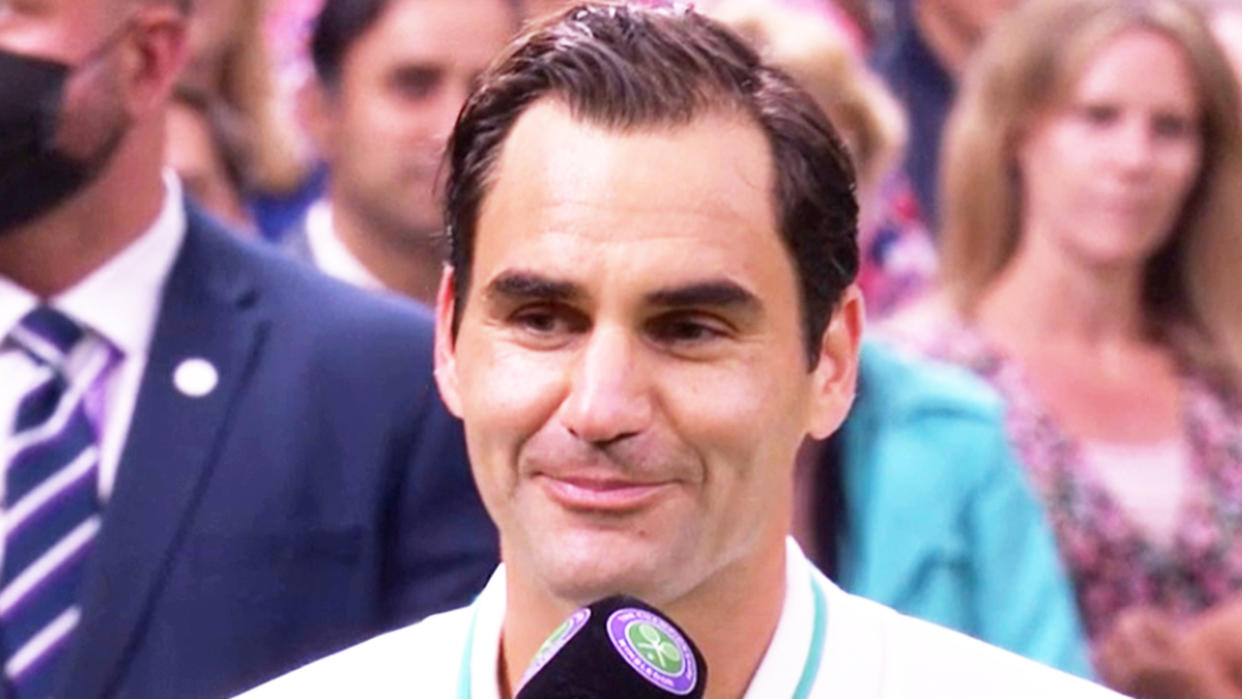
[{"xmin": 121, "ymin": 0, "xmax": 1242, "ymax": 695}]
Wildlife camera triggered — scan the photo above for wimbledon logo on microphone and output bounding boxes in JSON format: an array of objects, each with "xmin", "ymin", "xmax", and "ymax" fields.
[
  {"xmin": 607, "ymin": 608, "xmax": 698, "ymax": 695},
  {"xmin": 518, "ymin": 607, "xmax": 592, "ymax": 688}
]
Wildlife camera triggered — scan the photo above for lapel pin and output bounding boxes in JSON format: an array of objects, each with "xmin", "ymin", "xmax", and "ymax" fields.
[{"xmin": 174, "ymin": 358, "xmax": 219, "ymax": 398}]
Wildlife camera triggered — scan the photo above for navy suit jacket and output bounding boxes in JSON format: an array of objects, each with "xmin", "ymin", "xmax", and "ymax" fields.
[{"xmin": 54, "ymin": 206, "xmax": 499, "ymax": 698}]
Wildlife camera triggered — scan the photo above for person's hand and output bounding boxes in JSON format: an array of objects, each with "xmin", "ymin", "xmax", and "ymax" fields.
[
  {"xmin": 1096, "ymin": 606, "xmax": 1213, "ymax": 698},
  {"xmin": 1183, "ymin": 597, "xmax": 1242, "ymax": 698}
]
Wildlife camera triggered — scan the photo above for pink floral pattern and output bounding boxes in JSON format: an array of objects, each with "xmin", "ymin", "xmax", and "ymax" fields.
[
  {"xmin": 857, "ymin": 174, "xmax": 937, "ymax": 319},
  {"xmin": 889, "ymin": 314, "xmax": 1242, "ymax": 642}
]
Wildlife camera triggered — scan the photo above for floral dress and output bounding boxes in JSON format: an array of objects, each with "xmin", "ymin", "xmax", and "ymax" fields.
[{"xmin": 885, "ymin": 314, "xmax": 1242, "ymax": 643}]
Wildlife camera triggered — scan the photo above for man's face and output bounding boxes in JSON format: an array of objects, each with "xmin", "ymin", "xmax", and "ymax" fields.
[
  {"xmin": 436, "ymin": 100, "xmax": 856, "ymax": 607},
  {"xmin": 0, "ymin": 0, "xmax": 130, "ymax": 160},
  {"xmin": 318, "ymin": 0, "xmax": 513, "ymax": 240}
]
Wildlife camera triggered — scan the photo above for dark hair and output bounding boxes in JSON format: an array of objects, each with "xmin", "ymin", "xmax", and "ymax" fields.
[
  {"xmin": 310, "ymin": 0, "xmax": 393, "ymax": 88},
  {"xmin": 444, "ymin": 3, "xmax": 859, "ymax": 368},
  {"xmin": 311, "ymin": 0, "xmax": 523, "ymax": 89}
]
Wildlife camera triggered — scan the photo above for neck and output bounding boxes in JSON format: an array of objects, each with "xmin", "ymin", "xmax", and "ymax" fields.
[
  {"xmin": 914, "ymin": 2, "xmax": 978, "ymax": 75},
  {"xmin": 329, "ymin": 199, "xmax": 446, "ymax": 305},
  {"xmin": 498, "ymin": 536, "xmax": 789, "ymax": 699},
  {"xmin": 0, "ymin": 125, "xmax": 166, "ymax": 297},
  {"xmin": 976, "ymin": 233, "xmax": 1150, "ymax": 352}
]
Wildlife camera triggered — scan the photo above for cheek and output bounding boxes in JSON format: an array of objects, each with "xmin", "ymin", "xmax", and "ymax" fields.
[
  {"xmin": 657, "ymin": 358, "xmax": 809, "ymax": 474},
  {"xmin": 1018, "ymin": 138, "xmax": 1085, "ymax": 217},
  {"xmin": 457, "ymin": 339, "xmax": 568, "ymax": 449},
  {"xmin": 1022, "ymin": 129, "xmax": 1075, "ymax": 178},
  {"xmin": 1167, "ymin": 146, "xmax": 1203, "ymax": 194},
  {"xmin": 342, "ymin": 87, "xmax": 409, "ymax": 142}
]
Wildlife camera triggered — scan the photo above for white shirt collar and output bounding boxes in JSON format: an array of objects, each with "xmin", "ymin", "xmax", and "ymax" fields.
[
  {"xmin": 305, "ymin": 199, "xmax": 387, "ymax": 292},
  {"xmin": 468, "ymin": 568, "xmax": 507, "ymax": 699},
  {"xmin": 467, "ymin": 538, "xmax": 820, "ymax": 698},
  {"xmin": 743, "ymin": 538, "xmax": 819, "ymax": 697},
  {"xmin": 0, "ymin": 171, "xmax": 186, "ymax": 356},
  {"xmin": 0, "ymin": 277, "xmax": 35, "ymax": 348}
]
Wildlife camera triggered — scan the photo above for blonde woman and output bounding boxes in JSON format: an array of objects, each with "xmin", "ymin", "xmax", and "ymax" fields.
[
  {"xmin": 885, "ymin": 0, "xmax": 1242, "ymax": 694},
  {"xmin": 176, "ymin": 0, "xmax": 315, "ymax": 237}
]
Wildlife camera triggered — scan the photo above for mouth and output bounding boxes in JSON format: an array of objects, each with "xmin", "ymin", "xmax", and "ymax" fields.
[{"xmin": 535, "ymin": 473, "xmax": 676, "ymax": 513}]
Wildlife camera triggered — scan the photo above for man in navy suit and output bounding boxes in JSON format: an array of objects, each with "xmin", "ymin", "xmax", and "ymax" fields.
[{"xmin": 0, "ymin": 1, "xmax": 497, "ymax": 697}]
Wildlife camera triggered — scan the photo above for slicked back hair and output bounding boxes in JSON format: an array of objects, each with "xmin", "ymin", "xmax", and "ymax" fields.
[{"xmin": 443, "ymin": 3, "xmax": 859, "ymax": 369}]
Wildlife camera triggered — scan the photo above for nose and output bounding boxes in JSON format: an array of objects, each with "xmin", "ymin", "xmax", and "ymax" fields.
[
  {"xmin": 557, "ymin": 326, "xmax": 653, "ymax": 445},
  {"xmin": 1113, "ymin": 118, "xmax": 1156, "ymax": 175}
]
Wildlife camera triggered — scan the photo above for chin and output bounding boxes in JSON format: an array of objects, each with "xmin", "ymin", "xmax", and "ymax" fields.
[{"xmin": 533, "ymin": 530, "xmax": 695, "ymax": 607}]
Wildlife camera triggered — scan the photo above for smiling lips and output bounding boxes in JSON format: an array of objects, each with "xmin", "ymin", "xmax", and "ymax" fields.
[{"xmin": 537, "ymin": 473, "xmax": 675, "ymax": 512}]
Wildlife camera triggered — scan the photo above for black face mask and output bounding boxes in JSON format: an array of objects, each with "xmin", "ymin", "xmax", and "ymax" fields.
[{"xmin": 0, "ymin": 43, "xmax": 129, "ymax": 235}]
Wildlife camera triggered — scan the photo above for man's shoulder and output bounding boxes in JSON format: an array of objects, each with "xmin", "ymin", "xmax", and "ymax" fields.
[
  {"xmin": 236, "ymin": 604, "xmax": 475, "ymax": 698},
  {"xmin": 179, "ymin": 204, "xmax": 435, "ymax": 342},
  {"xmin": 820, "ymin": 583, "xmax": 1118, "ymax": 698}
]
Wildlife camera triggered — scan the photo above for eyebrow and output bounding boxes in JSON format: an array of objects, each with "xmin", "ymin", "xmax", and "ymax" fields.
[
  {"xmin": 483, "ymin": 271, "xmax": 585, "ymax": 304},
  {"xmin": 645, "ymin": 280, "xmax": 762, "ymax": 314},
  {"xmin": 483, "ymin": 272, "xmax": 762, "ymax": 314}
]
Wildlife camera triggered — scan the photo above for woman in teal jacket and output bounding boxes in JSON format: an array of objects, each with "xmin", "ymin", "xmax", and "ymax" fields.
[{"xmin": 799, "ymin": 341, "xmax": 1092, "ymax": 678}]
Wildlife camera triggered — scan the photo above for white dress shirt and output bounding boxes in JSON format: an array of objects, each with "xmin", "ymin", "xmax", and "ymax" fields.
[
  {"xmin": 303, "ymin": 200, "xmax": 386, "ymax": 292},
  {"xmin": 0, "ymin": 172, "xmax": 187, "ymax": 510},
  {"xmin": 238, "ymin": 538, "xmax": 1121, "ymax": 698}
]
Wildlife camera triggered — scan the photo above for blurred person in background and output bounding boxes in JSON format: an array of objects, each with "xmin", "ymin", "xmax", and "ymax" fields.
[
  {"xmin": 713, "ymin": 0, "xmax": 935, "ymax": 317},
  {"xmin": 710, "ymin": 5, "xmax": 1089, "ymax": 674},
  {"xmin": 0, "ymin": 0, "xmax": 497, "ymax": 695},
  {"xmin": 179, "ymin": 0, "xmax": 319, "ymax": 239},
  {"xmin": 873, "ymin": 0, "xmax": 1021, "ymax": 225},
  {"xmin": 166, "ymin": 83, "xmax": 257, "ymax": 233},
  {"xmin": 795, "ymin": 342, "xmax": 1093, "ymax": 676},
  {"xmin": 884, "ymin": 0, "xmax": 1242, "ymax": 694},
  {"xmin": 287, "ymin": 0, "xmax": 519, "ymax": 304}
]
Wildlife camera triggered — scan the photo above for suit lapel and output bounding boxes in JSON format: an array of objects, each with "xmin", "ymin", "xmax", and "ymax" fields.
[{"xmin": 62, "ymin": 207, "xmax": 268, "ymax": 697}]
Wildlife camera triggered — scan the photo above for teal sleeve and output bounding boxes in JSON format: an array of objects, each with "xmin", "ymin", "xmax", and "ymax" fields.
[{"xmin": 966, "ymin": 428, "xmax": 1094, "ymax": 679}]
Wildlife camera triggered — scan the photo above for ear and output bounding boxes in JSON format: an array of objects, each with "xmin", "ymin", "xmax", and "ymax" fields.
[
  {"xmin": 121, "ymin": 5, "xmax": 189, "ymax": 115},
  {"xmin": 298, "ymin": 79, "xmax": 340, "ymax": 164},
  {"xmin": 806, "ymin": 284, "xmax": 864, "ymax": 440},
  {"xmin": 434, "ymin": 266, "xmax": 465, "ymax": 418}
]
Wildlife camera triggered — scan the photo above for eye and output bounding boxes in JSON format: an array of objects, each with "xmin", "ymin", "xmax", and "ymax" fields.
[
  {"xmin": 646, "ymin": 312, "xmax": 730, "ymax": 348},
  {"xmin": 1077, "ymin": 103, "xmax": 1118, "ymax": 126},
  {"xmin": 390, "ymin": 66, "xmax": 444, "ymax": 101},
  {"xmin": 509, "ymin": 304, "xmax": 588, "ymax": 346},
  {"xmin": 1152, "ymin": 113, "xmax": 1194, "ymax": 140}
]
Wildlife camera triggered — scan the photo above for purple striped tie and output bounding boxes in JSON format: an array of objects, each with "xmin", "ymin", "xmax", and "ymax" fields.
[{"xmin": 2, "ymin": 307, "xmax": 108, "ymax": 698}]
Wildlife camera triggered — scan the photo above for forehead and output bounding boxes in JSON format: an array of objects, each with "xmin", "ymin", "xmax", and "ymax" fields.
[
  {"xmin": 347, "ymin": 0, "xmax": 512, "ymax": 69},
  {"xmin": 471, "ymin": 99, "xmax": 787, "ymax": 297},
  {"xmin": 1068, "ymin": 29, "xmax": 1197, "ymax": 109},
  {"xmin": 0, "ymin": 0, "xmax": 117, "ymax": 55}
]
